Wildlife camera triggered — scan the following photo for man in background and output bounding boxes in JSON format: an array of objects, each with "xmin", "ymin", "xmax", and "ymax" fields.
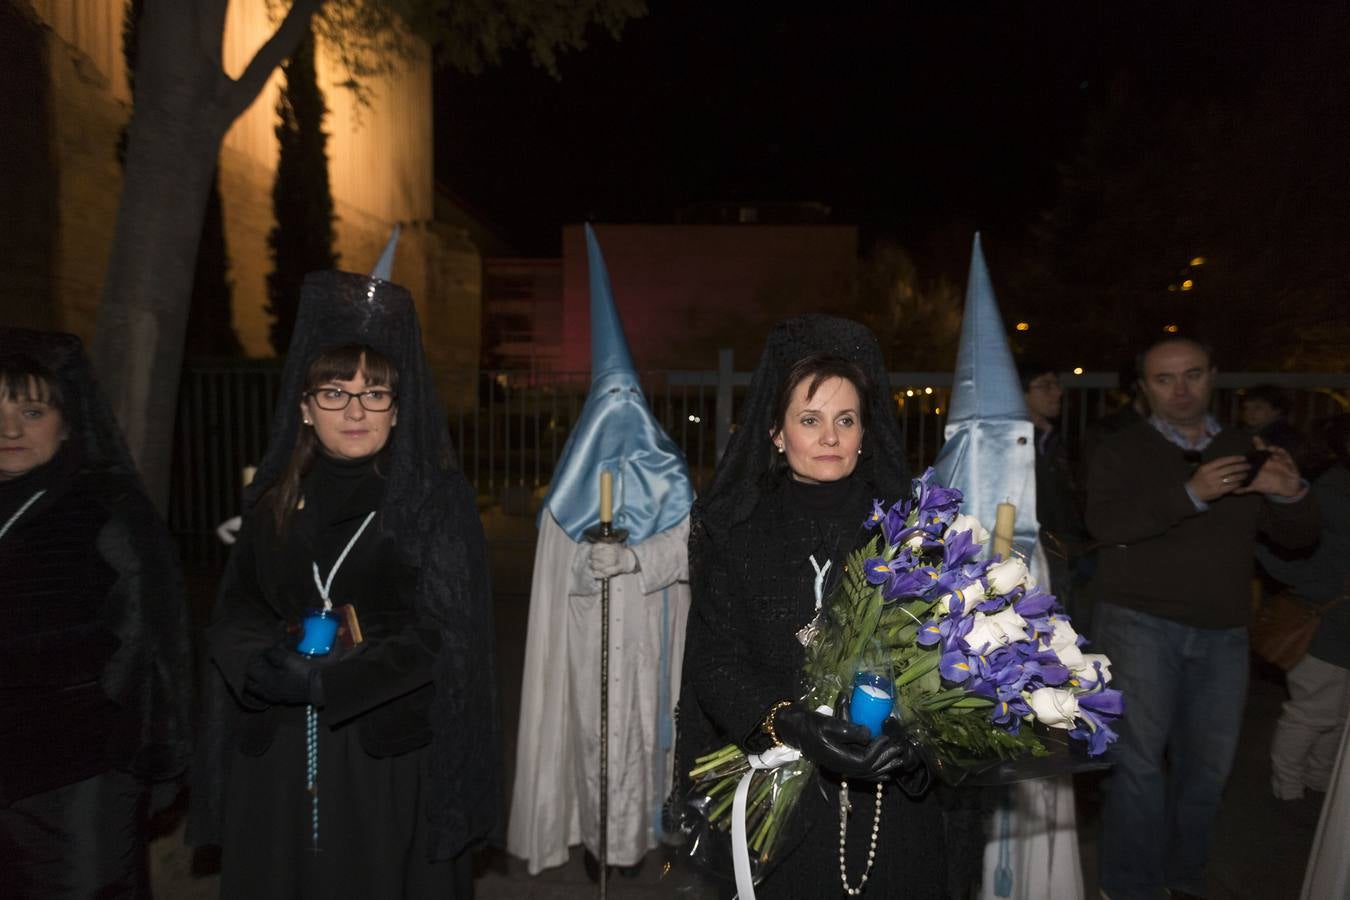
[{"xmin": 1087, "ymin": 335, "xmax": 1318, "ymax": 900}]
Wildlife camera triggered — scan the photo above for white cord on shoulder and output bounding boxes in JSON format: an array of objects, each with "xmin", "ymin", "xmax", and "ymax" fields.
[
  {"xmin": 310, "ymin": 510, "xmax": 377, "ymax": 611},
  {"xmin": 809, "ymin": 554, "xmax": 832, "ymax": 611},
  {"xmin": 0, "ymin": 490, "xmax": 47, "ymax": 542}
]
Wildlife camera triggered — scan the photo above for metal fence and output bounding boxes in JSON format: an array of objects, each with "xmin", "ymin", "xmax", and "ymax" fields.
[{"xmin": 169, "ymin": 363, "xmax": 1350, "ymax": 561}]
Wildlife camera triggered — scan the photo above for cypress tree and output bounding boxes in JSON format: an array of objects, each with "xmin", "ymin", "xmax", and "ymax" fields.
[{"xmin": 266, "ymin": 26, "xmax": 339, "ymax": 355}]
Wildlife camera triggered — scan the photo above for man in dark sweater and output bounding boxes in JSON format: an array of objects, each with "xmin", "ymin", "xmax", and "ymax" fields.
[{"xmin": 1086, "ymin": 336, "xmax": 1319, "ymax": 900}]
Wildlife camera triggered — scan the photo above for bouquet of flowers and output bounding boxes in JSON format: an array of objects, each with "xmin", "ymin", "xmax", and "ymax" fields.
[{"xmin": 685, "ymin": 469, "xmax": 1122, "ymax": 885}]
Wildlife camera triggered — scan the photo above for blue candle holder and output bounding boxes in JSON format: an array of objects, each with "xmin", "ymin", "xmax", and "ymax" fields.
[
  {"xmin": 297, "ymin": 609, "xmax": 339, "ymax": 657},
  {"xmin": 850, "ymin": 671, "xmax": 895, "ymax": 739}
]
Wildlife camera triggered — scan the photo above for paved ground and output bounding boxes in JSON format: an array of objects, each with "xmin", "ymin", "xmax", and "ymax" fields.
[{"xmin": 152, "ymin": 504, "xmax": 1325, "ymax": 898}]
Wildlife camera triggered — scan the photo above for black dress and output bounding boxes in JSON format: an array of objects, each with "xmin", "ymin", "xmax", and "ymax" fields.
[
  {"xmin": 677, "ymin": 475, "xmax": 956, "ymax": 899},
  {"xmin": 207, "ymin": 454, "xmax": 470, "ymax": 899}
]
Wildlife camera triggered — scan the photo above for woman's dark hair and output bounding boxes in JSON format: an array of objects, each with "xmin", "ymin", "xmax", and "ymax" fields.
[
  {"xmin": 262, "ymin": 343, "xmax": 399, "ymax": 534},
  {"xmin": 0, "ymin": 353, "xmax": 65, "ymax": 411},
  {"xmin": 768, "ymin": 352, "xmax": 872, "ymax": 444}
]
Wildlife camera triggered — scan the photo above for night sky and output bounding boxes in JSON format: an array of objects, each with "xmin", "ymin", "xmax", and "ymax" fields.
[{"xmin": 436, "ymin": 1, "xmax": 1337, "ymax": 276}]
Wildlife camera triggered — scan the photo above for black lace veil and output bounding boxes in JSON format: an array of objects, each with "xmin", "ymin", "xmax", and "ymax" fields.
[
  {"xmin": 244, "ymin": 271, "xmax": 455, "ymax": 531},
  {"xmin": 0, "ymin": 328, "xmax": 139, "ymax": 480},
  {"xmin": 696, "ymin": 314, "xmax": 911, "ymax": 539}
]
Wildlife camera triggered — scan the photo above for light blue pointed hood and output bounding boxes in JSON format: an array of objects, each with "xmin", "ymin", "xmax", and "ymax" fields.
[
  {"xmin": 370, "ymin": 224, "xmax": 401, "ymax": 281},
  {"xmin": 933, "ymin": 234, "xmax": 1046, "ymax": 579},
  {"xmin": 540, "ymin": 225, "xmax": 694, "ymax": 543}
]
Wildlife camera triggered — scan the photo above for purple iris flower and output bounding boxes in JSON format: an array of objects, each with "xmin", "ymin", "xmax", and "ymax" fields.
[
  {"xmin": 880, "ymin": 504, "xmax": 912, "ymax": 547},
  {"xmin": 1069, "ymin": 690, "xmax": 1124, "ymax": 756},
  {"xmin": 939, "ymin": 649, "xmax": 974, "ymax": 683},
  {"xmin": 863, "ymin": 499, "xmax": 886, "ymax": 530},
  {"xmin": 863, "ymin": 556, "xmax": 895, "ymax": 585},
  {"xmin": 916, "ymin": 620, "xmax": 944, "ymax": 648},
  {"xmin": 1080, "ymin": 687, "xmax": 1124, "ymax": 719},
  {"xmin": 992, "ymin": 695, "xmax": 1032, "ymax": 727},
  {"xmin": 884, "ymin": 566, "xmax": 940, "ymax": 601},
  {"xmin": 1014, "ymin": 589, "xmax": 1057, "ymax": 619},
  {"xmin": 942, "ymin": 528, "xmax": 981, "ymax": 569}
]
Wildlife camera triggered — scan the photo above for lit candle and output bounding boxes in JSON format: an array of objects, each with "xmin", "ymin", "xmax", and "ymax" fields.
[
  {"xmin": 993, "ymin": 502, "xmax": 1016, "ymax": 559},
  {"xmin": 599, "ymin": 469, "xmax": 613, "ymax": 524}
]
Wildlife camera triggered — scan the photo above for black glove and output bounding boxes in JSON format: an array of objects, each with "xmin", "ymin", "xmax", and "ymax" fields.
[
  {"xmin": 879, "ymin": 718, "xmax": 933, "ymax": 798},
  {"xmin": 774, "ymin": 704, "xmax": 913, "ymax": 782},
  {"xmin": 244, "ymin": 646, "xmax": 325, "ymax": 706}
]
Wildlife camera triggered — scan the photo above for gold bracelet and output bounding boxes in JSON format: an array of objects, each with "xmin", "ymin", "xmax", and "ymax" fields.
[{"xmin": 763, "ymin": 699, "xmax": 794, "ymax": 747}]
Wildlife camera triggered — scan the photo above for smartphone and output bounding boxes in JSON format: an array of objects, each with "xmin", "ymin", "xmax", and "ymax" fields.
[{"xmin": 1240, "ymin": 449, "xmax": 1272, "ymax": 487}]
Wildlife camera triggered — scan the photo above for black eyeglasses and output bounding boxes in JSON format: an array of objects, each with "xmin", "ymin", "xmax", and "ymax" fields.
[{"xmin": 306, "ymin": 388, "xmax": 397, "ymax": 412}]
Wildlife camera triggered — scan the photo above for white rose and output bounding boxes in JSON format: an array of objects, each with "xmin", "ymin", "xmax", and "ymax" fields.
[
  {"xmin": 949, "ymin": 513, "xmax": 990, "ymax": 546},
  {"xmin": 1026, "ymin": 687, "xmax": 1079, "ymax": 729},
  {"xmin": 965, "ymin": 607, "xmax": 1028, "ymax": 654},
  {"xmin": 1072, "ymin": 652, "xmax": 1113, "ymax": 685},
  {"xmin": 1048, "ymin": 617, "xmax": 1085, "ymax": 669},
  {"xmin": 985, "ymin": 557, "xmax": 1029, "ymax": 595}
]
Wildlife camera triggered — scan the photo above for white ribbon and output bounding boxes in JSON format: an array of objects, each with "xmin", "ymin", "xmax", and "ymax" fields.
[
  {"xmin": 731, "ymin": 703, "xmax": 833, "ymax": 899},
  {"xmin": 310, "ymin": 511, "xmax": 376, "ymax": 611},
  {"xmin": 732, "ymin": 745, "xmax": 802, "ymax": 900}
]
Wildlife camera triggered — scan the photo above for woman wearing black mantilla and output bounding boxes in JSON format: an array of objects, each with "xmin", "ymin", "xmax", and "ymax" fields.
[
  {"xmin": 0, "ymin": 329, "xmax": 192, "ymax": 898},
  {"xmin": 674, "ymin": 315, "xmax": 983, "ymax": 898},
  {"xmin": 188, "ymin": 271, "xmax": 498, "ymax": 898}
]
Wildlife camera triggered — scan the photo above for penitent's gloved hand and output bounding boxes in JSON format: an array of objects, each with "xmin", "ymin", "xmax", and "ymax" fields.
[
  {"xmin": 774, "ymin": 705, "xmax": 914, "ymax": 782},
  {"xmin": 590, "ymin": 543, "xmax": 639, "ymax": 579},
  {"xmin": 244, "ymin": 646, "xmax": 325, "ymax": 707}
]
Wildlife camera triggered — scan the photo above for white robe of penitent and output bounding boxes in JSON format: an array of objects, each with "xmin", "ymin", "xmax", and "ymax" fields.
[
  {"xmin": 507, "ymin": 512, "xmax": 691, "ymax": 874},
  {"xmin": 980, "ymin": 553, "xmax": 1084, "ymax": 900}
]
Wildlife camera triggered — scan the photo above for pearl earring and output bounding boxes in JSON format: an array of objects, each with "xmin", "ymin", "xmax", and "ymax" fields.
[{"xmin": 776, "ymin": 444, "xmax": 784, "ymax": 454}]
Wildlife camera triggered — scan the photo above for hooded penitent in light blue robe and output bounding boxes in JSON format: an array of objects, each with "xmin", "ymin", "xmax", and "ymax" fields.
[
  {"xmin": 934, "ymin": 233, "xmax": 1083, "ymax": 900},
  {"xmin": 539, "ymin": 226, "xmax": 694, "ymax": 543},
  {"xmin": 509, "ymin": 225, "xmax": 694, "ymax": 874}
]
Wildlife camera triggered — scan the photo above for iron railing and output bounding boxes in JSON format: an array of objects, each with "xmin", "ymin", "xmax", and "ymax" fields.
[{"xmin": 169, "ymin": 363, "xmax": 1350, "ymax": 561}]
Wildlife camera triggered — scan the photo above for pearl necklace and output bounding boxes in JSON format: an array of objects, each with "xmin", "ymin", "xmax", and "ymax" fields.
[{"xmin": 839, "ymin": 780, "xmax": 884, "ymax": 895}]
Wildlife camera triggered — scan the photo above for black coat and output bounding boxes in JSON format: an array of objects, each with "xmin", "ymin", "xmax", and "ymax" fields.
[
  {"xmin": 0, "ymin": 467, "xmax": 191, "ymax": 807},
  {"xmin": 189, "ymin": 462, "xmax": 499, "ymax": 863},
  {"xmin": 208, "ymin": 466, "xmax": 442, "ymax": 757},
  {"xmin": 676, "ymin": 477, "xmax": 969, "ymax": 898}
]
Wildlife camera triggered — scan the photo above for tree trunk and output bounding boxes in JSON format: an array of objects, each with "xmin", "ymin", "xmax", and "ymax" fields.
[{"xmin": 93, "ymin": 0, "xmax": 318, "ymax": 509}]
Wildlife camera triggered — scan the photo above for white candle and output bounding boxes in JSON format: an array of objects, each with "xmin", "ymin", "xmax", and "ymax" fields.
[
  {"xmin": 599, "ymin": 470, "xmax": 613, "ymax": 524},
  {"xmin": 993, "ymin": 502, "xmax": 1016, "ymax": 559}
]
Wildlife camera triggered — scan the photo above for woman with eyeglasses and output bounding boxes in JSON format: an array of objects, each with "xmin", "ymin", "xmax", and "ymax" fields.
[{"xmin": 189, "ymin": 271, "xmax": 498, "ymax": 899}]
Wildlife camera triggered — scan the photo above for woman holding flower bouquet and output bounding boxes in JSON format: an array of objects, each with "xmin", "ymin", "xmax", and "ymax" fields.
[{"xmin": 675, "ymin": 316, "xmax": 979, "ymax": 898}]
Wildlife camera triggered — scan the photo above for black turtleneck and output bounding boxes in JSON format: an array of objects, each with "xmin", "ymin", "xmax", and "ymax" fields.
[
  {"xmin": 303, "ymin": 451, "xmax": 378, "ymax": 526},
  {"xmin": 787, "ymin": 474, "xmax": 869, "ymax": 571}
]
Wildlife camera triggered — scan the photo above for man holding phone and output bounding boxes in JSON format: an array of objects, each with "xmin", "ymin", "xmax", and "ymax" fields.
[{"xmin": 1086, "ymin": 335, "xmax": 1318, "ymax": 900}]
